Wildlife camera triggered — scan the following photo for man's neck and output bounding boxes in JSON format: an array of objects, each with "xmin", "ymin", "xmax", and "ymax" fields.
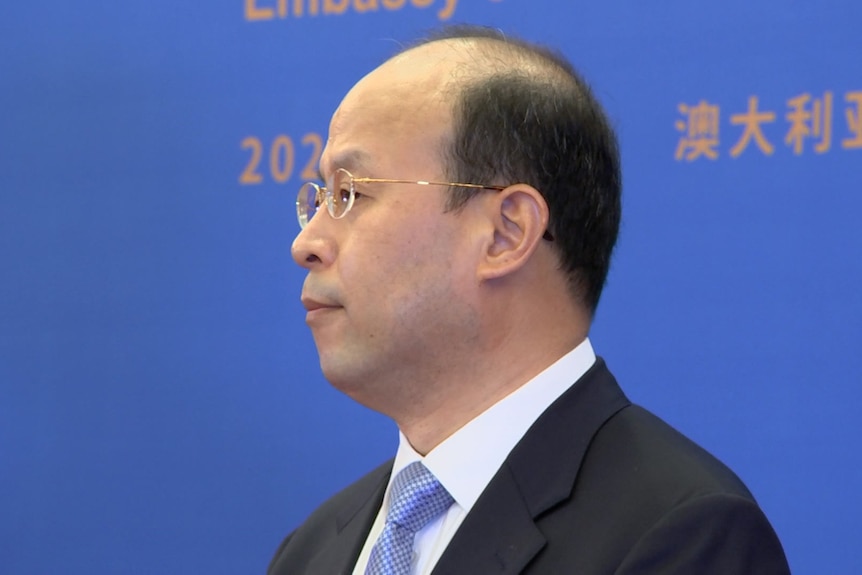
[{"xmin": 395, "ymin": 330, "xmax": 588, "ymax": 455}]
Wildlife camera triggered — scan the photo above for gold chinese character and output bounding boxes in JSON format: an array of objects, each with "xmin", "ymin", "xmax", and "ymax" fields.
[
  {"xmin": 675, "ymin": 101, "xmax": 720, "ymax": 161},
  {"xmin": 730, "ymin": 96, "xmax": 776, "ymax": 157},
  {"xmin": 785, "ymin": 92, "xmax": 833, "ymax": 155},
  {"xmin": 842, "ymin": 91, "xmax": 862, "ymax": 149}
]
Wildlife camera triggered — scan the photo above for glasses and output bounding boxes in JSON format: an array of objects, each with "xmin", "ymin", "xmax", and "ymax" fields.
[{"xmin": 296, "ymin": 168, "xmax": 505, "ymax": 229}]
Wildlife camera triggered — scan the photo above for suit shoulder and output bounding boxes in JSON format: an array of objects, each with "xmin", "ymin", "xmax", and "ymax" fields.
[
  {"xmin": 288, "ymin": 459, "xmax": 391, "ymax": 537},
  {"xmin": 305, "ymin": 459, "xmax": 392, "ymax": 524},
  {"xmin": 267, "ymin": 460, "xmax": 391, "ymax": 575},
  {"xmin": 586, "ymin": 403, "xmax": 753, "ymax": 501}
]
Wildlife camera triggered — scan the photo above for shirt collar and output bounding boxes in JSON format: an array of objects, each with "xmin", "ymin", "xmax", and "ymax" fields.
[{"xmin": 388, "ymin": 338, "xmax": 596, "ymax": 513}]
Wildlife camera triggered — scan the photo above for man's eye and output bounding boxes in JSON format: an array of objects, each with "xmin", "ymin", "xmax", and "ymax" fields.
[{"xmin": 341, "ymin": 188, "xmax": 365, "ymax": 202}]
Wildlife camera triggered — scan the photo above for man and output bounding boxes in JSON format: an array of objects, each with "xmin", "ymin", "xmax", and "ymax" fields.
[{"xmin": 270, "ymin": 25, "xmax": 790, "ymax": 574}]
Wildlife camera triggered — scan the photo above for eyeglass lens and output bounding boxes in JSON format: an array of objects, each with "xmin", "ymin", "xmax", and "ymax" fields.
[
  {"xmin": 297, "ymin": 182, "xmax": 322, "ymax": 228},
  {"xmin": 296, "ymin": 169, "xmax": 356, "ymax": 229}
]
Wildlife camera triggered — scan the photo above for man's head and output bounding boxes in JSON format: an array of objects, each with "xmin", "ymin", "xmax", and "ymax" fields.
[{"xmin": 292, "ymin": 27, "xmax": 621, "ymax": 442}]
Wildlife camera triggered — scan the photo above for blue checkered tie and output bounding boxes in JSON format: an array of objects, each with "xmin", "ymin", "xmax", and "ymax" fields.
[{"xmin": 364, "ymin": 462, "xmax": 454, "ymax": 575}]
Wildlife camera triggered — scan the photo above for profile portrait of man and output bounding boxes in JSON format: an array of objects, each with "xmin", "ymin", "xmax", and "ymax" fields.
[{"xmin": 269, "ymin": 25, "xmax": 790, "ymax": 575}]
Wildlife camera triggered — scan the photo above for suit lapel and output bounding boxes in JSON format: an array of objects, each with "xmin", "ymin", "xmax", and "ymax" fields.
[
  {"xmin": 432, "ymin": 359, "xmax": 630, "ymax": 574},
  {"xmin": 432, "ymin": 463, "xmax": 546, "ymax": 574},
  {"xmin": 305, "ymin": 463, "xmax": 391, "ymax": 575}
]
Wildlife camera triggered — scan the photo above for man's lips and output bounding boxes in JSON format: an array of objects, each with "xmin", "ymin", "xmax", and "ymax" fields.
[{"xmin": 300, "ymin": 296, "xmax": 341, "ymax": 313}]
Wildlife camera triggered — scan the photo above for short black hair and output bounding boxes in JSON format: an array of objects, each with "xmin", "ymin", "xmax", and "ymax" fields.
[{"xmin": 407, "ymin": 26, "xmax": 622, "ymax": 314}]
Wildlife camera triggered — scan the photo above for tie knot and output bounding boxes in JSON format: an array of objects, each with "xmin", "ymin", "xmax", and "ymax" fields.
[{"xmin": 386, "ymin": 462, "xmax": 454, "ymax": 534}]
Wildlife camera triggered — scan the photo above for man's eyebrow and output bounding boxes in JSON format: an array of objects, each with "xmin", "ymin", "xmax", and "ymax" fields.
[{"xmin": 322, "ymin": 149, "xmax": 372, "ymax": 181}]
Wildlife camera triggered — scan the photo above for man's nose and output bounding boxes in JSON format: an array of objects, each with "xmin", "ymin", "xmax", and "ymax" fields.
[{"xmin": 291, "ymin": 214, "xmax": 336, "ymax": 269}]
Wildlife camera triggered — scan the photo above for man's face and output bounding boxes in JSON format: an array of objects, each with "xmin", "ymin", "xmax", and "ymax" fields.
[{"xmin": 291, "ymin": 47, "xmax": 484, "ymax": 415}]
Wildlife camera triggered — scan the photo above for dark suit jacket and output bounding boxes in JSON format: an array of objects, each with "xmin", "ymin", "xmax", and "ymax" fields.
[{"xmin": 269, "ymin": 359, "xmax": 790, "ymax": 574}]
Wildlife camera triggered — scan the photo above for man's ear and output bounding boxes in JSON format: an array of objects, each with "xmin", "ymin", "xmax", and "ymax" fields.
[{"xmin": 477, "ymin": 184, "xmax": 550, "ymax": 281}]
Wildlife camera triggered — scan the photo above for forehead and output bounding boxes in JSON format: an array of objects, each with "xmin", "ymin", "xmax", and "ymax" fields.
[{"xmin": 320, "ymin": 43, "xmax": 464, "ymax": 178}]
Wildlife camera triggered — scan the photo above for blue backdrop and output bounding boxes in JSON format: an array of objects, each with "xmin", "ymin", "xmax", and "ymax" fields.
[{"xmin": 2, "ymin": 1, "xmax": 860, "ymax": 573}]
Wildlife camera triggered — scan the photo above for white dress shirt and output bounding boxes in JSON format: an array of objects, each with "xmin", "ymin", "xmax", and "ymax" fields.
[{"xmin": 351, "ymin": 338, "xmax": 597, "ymax": 575}]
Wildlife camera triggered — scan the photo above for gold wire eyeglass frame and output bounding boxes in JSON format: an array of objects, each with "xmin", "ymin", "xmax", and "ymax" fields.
[{"xmin": 295, "ymin": 168, "xmax": 505, "ymax": 229}]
